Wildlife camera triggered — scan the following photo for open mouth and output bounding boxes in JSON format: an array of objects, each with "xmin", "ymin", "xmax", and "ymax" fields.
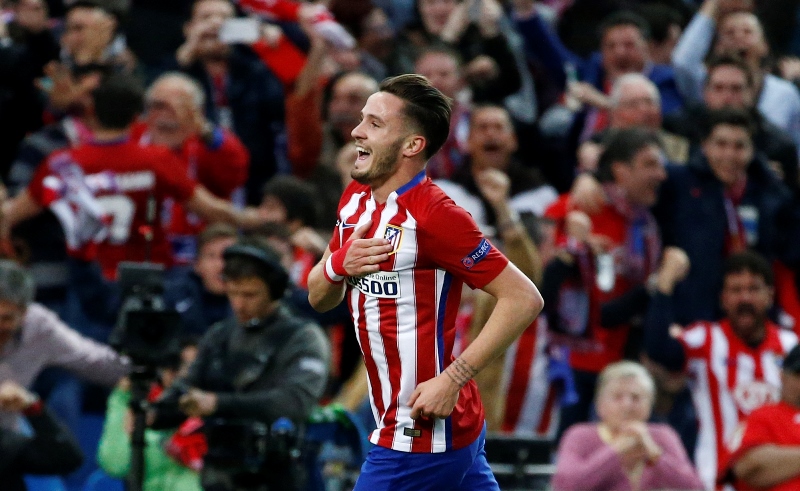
[{"xmin": 356, "ymin": 146, "xmax": 371, "ymax": 161}]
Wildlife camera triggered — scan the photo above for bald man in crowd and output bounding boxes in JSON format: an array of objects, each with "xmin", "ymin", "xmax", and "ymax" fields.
[{"xmin": 131, "ymin": 72, "xmax": 250, "ymax": 264}]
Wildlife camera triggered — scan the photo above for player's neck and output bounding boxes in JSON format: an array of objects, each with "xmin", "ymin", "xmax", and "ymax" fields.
[
  {"xmin": 371, "ymin": 164, "xmax": 425, "ymax": 203},
  {"xmin": 93, "ymin": 127, "xmax": 130, "ymax": 143}
]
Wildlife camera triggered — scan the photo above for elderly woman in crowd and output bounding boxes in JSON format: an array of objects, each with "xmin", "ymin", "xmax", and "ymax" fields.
[{"xmin": 552, "ymin": 361, "xmax": 702, "ymax": 491}]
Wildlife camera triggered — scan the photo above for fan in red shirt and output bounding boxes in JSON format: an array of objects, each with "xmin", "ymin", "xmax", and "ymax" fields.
[
  {"xmin": 2, "ymin": 74, "xmax": 265, "ymax": 280},
  {"xmin": 542, "ymin": 127, "xmax": 666, "ymax": 432},
  {"xmin": 132, "ymin": 72, "xmax": 249, "ymax": 264},
  {"xmin": 726, "ymin": 344, "xmax": 800, "ymax": 491}
]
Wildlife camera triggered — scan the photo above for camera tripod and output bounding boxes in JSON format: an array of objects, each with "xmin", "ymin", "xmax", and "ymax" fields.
[{"xmin": 127, "ymin": 365, "xmax": 159, "ymax": 491}]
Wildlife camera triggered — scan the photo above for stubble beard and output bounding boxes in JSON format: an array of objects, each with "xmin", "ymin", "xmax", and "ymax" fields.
[{"xmin": 351, "ymin": 137, "xmax": 404, "ymax": 186}]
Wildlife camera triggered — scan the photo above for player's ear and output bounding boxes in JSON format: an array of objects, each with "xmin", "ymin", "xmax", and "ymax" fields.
[{"xmin": 402, "ymin": 135, "xmax": 426, "ymax": 159}]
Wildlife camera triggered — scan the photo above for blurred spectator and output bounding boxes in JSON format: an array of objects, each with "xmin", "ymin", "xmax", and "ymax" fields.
[
  {"xmin": 0, "ymin": 6, "xmax": 48, "ymax": 181},
  {"xmin": 664, "ymin": 55, "xmax": 799, "ymax": 193},
  {"xmin": 98, "ymin": 341, "xmax": 202, "ymax": 491},
  {"xmin": 174, "ymin": 0, "xmax": 285, "ymax": 204},
  {"xmin": 259, "ymin": 175, "xmax": 325, "ymax": 289},
  {"xmin": 542, "ymin": 128, "xmax": 666, "ymax": 433},
  {"xmin": 324, "ymin": 72, "xmax": 379, "ymax": 170},
  {"xmin": 59, "ymin": 0, "xmax": 134, "ymax": 72},
  {"xmin": 125, "ymin": 0, "xmax": 194, "ymax": 79},
  {"xmin": 435, "ymin": 104, "xmax": 558, "ymax": 235},
  {"xmin": 644, "ymin": 250, "xmax": 798, "ymax": 489},
  {"xmin": 575, "ymin": 74, "xmax": 690, "ymax": 173},
  {"xmin": 5, "ymin": 0, "xmax": 59, "ymax": 76},
  {"xmin": 637, "ymin": 3, "xmax": 684, "ymax": 66},
  {"xmin": 367, "ymin": 0, "xmax": 414, "ymax": 32},
  {"xmin": 552, "ymin": 361, "xmax": 703, "ymax": 491},
  {"xmin": 312, "ymin": 2, "xmax": 387, "ymax": 82},
  {"xmin": 0, "ymin": 380, "xmax": 84, "ymax": 491},
  {"xmin": 287, "ymin": 65, "xmax": 378, "ymax": 179},
  {"xmin": 134, "ymin": 71, "xmax": 249, "ymax": 264},
  {"xmin": 652, "ymin": 109, "xmax": 797, "ymax": 323},
  {"xmin": 2, "ymin": 74, "xmax": 265, "ymax": 283},
  {"xmin": 6, "ymin": 62, "xmax": 105, "ymax": 312},
  {"xmin": 355, "ymin": 7, "xmax": 395, "ymax": 72},
  {"xmin": 727, "ymin": 343, "xmax": 800, "ymax": 490},
  {"xmin": 413, "ymin": 46, "xmax": 470, "ymax": 179},
  {"xmin": 514, "ymin": 4, "xmax": 685, "ymax": 118},
  {"xmin": 673, "ymin": 0, "xmax": 800, "ymax": 148},
  {"xmin": 389, "ymin": 0, "xmax": 522, "ymax": 104},
  {"xmin": 0, "ymin": 260, "xmax": 129, "ymax": 429},
  {"xmin": 164, "ymin": 223, "xmax": 237, "ymax": 337}
]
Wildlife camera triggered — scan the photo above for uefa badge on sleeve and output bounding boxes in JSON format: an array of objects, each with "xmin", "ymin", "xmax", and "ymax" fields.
[{"xmin": 383, "ymin": 224, "xmax": 403, "ymax": 255}]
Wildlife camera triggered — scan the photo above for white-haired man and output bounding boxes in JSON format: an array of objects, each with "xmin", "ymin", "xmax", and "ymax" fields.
[
  {"xmin": 577, "ymin": 74, "xmax": 688, "ymax": 172},
  {"xmin": 132, "ymin": 72, "xmax": 250, "ymax": 264}
]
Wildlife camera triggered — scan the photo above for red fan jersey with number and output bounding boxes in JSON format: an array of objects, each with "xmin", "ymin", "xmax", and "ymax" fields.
[
  {"xmin": 328, "ymin": 172, "xmax": 508, "ymax": 453},
  {"xmin": 28, "ymin": 139, "xmax": 198, "ymax": 279}
]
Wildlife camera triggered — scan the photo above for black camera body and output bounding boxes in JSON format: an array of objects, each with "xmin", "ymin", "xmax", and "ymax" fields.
[
  {"xmin": 203, "ymin": 417, "xmax": 302, "ymax": 485},
  {"xmin": 109, "ymin": 262, "xmax": 182, "ymax": 368}
]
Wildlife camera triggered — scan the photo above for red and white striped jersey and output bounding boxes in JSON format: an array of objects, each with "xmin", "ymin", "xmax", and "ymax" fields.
[
  {"xmin": 678, "ymin": 319, "xmax": 797, "ymax": 489},
  {"xmin": 500, "ymin": 316, "xmax": 559, "ymax": 439},
  {"xmin": 329, "ymin": 172, "xmax": 509, "ymax": 453}
]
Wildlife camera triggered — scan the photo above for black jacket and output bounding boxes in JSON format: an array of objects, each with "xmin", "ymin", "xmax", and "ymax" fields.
[
  {"xmin": 0, "ymin": 407, "xmax": 84, "ymax": 491},
  {"xmin": 653, "ymin": 153, "xmax": 797, "ymax": 323},
  {"xmin": 155, "ymin": 304, "xmax": 330, "ymax": 427},
  {"xmin": 664, "ymin": 104, "xmax": 799, "ymax": 194}
]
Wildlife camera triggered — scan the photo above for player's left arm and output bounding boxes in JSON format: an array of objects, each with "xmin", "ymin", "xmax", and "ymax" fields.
[
  {"xmin": 409, "ymin": 262, "xmax": 542, "ymax": 420},
  {"xmin": 459, "ymin": 262, "xmax": 543, "ymax": 375}
]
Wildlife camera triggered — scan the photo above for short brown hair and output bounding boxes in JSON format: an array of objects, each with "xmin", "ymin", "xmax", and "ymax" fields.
[
  {"xmin": 379, "ymin": 74, "xmax": 452, "ymax": 159},
  {"xmin": 706, "ymin": 54, "xmax": 755, "ymax": 89},
  {"xmin": 197, "ymin": 223, "xmax": 238, "ymax": 253},
  {"xmin": 703, "ymin": 108, "xmax": 756, "ymax": 140},
  {"xmin": 597, "ymin": 127, "xmax": 663, "ymax": 183},
  {"xmin": 724, "ymin": 250, "xmax": 774, "ymax": 287}
]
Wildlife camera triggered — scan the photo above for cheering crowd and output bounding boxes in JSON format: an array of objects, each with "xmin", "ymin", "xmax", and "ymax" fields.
[{"xmin": 3, "ymin": 0, "xmax": 800, "ymax": 490}]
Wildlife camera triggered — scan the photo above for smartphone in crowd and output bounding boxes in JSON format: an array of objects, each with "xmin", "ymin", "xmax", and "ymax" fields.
[{"xmin": 219, "ymin": 17, "xmax": 261, "ymax": 45}]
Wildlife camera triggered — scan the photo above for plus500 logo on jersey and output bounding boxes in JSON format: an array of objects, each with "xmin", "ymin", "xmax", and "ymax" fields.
[{"xmin": 347, "ymin": 271, "xmax": 401, "ymax": 298}]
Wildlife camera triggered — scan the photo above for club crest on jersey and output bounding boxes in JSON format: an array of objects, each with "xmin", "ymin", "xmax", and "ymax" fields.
[{"xmin": 383, "ymin": 224, "xmax": 403, "ymax": 255}]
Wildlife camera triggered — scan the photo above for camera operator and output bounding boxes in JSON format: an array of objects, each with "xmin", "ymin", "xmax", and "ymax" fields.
[{"xmin": 151, "ymin": 238, "xmax": 330, "ymax": 491}]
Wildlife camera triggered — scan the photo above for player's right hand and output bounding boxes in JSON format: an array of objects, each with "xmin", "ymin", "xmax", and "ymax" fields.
[{"xmin": 341, "ymin": 220, "xmax": 393, "ymax": 277}]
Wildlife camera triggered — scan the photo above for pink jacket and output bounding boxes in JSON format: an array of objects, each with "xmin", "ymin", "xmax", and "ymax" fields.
[{"xmin": 552, "ymin": 423, "xmax": 703, "ymax": 491}]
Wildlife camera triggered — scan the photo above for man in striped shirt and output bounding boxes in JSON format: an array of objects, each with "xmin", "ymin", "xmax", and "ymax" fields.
[
  {"xmin": 307, "ymin": 74, "xmax": 544, "ymax": 490},
  {"xmin": 644, "ymin": 250, "xmax": 797, "ymax": 490}
]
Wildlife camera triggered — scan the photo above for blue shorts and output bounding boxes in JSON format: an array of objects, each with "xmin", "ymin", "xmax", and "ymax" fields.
[{"xmin": 353, "ymin": 424, "xmax": 499, "ymax": 491}]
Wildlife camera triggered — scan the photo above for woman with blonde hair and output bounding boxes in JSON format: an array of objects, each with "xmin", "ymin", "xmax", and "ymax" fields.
[{"xmin": 552, "ymin": 361, "xmax": 702, "ymax": 491}]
